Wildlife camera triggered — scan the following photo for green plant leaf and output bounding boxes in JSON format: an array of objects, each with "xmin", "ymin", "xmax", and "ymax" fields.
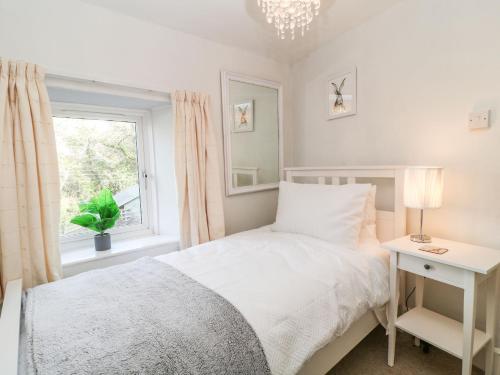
[
  {"xmin": 95, "ymin": 189, "xmax": 120, "ymax": 221},
  {"xmin": 71, "ymin": 188, "xmax": 121, "ymax": 234},
  {"xmin": 79, "ymin": 201, "xmax": 99, "ymax": 214},
  {"xmin": 70, "ymin": 213, "xmax": 101, "ymax": 233},
  {"xmin": 99, "ymin": 210, "xmax": 121, "ymax": 231}
]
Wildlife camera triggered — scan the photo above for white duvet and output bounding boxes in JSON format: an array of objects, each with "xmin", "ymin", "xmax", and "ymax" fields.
[{"xmin": 156, "ymin": 227, "xmax": 390, "ymax": 375}]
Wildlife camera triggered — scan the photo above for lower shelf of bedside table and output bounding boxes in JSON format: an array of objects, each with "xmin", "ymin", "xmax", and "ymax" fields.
[{"xmin": 395, "ymin": 307, "xmax": 490, "ymax": 359}]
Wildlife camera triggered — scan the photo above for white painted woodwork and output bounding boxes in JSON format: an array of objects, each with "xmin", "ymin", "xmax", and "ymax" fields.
[
  {"xmin": 485, "ymin": 269, "xmax": 499, "ymax": 374},
  {"xmin": 414, "ymin": 275, "xmax": 425, "ymax": 347},
  {"xmin": 392, "ymin": 168, "xmax": 407, "ymax": 239},
  {"xmin": 232, "ymin": 167, "xmax": 259, "ymax": 187},
  {"xmin": 0, "ymin": 278, "xmax": 23, "ymax": 375},
  {"xmin": 221, "ymin": 71, "xmax": 283, "ymax": 196},
  {"xmin": 388, "ymin": 251, "xmax": 399, "ymax": 367},
  {"xmin": 384, "ymin": 236, "xmax": 500, "ymax": 275},
  {"xmin": 396, "ymin": 307, "xmax": 489, "ymax": 359},
  {"xmin": 52, "ymin": 102, "xmax": 158, "ymax": 243},
  {"xmin": 62, "ymin": 235, "xmax": 179, "ymax": 276},
  {"xmin": 385, "ymin": 236, "xmax": 500, "ymax": 375},
  {"xmin": 398, "ymin": 253, "xmax": 467, "ymax": 288},
  {"xmin": 462, "ymin": 271, "xmax": 478, "ymax": 375}
]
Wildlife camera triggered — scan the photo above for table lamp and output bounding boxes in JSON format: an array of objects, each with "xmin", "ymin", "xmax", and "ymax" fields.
[{"xmin": 404, "ymin": 167, "xmax": 444, "ymax": 243}]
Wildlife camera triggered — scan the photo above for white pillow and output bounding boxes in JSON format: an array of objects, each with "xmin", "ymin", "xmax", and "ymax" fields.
[
  {"xmin": 359, "ymin": 185, "xmax": 378, "ymax": 242},
  {"xmin": 272, "ymin": 181, "xmax": 372, "ymax": 249}
]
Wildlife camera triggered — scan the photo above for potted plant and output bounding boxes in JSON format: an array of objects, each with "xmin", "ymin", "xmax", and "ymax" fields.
[{"xmin": 70, "ymin": 188, "xmax": 121, "ymax": 251}]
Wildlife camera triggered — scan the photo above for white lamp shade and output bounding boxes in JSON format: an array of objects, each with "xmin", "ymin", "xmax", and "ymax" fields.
[{"xmin": 404, "ymin": 167, "xmax": 444, "ymax": 209}]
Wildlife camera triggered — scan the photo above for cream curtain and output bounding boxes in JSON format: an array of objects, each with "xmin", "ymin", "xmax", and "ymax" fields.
[
  {"xmin": 0, "ymin": 59, "xmax": 62, "ymax": 298},
  {"xmin": 174, "ymin": 91, "xmax": 225, "ymax": 249}
]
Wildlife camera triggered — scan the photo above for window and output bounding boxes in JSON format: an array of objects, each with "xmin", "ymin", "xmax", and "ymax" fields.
[{"xmin": 53, "ymin": 104, "xmax": 153, "ymax": 243}]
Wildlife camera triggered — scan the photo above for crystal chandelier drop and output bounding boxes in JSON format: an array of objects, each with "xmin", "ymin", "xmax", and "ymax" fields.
[{"xmin": 257, "ymin": 0, "xmax": 321, "ymax": 40}]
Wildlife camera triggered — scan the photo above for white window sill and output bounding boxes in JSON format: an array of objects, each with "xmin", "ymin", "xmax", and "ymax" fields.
[{"xmin": 61, "ymin": 234, "xmax": 179, "ymax": 269}]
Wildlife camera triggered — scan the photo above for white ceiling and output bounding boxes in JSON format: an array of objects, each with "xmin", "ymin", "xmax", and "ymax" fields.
[{"xmin": 80, "ymin": 0, "xmax": 402, "ymax": 63}]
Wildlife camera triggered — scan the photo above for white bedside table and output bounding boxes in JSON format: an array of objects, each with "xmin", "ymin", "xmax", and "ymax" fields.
[{"xmin": 382, "ymin": 236, "xmax": 500, "ymax": 375}]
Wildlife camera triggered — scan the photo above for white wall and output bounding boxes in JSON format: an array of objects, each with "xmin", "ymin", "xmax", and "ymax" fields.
[
  {"xmin": 290, "ymin": 0, "xmax": 500, "ymax": 360},
  {"xmin": 0, "ymin": 0, "xmax": 291, "ymax": 235},
  {"xmin": 292, "ymin": 0, "xmax": 500, "ymax": 247},
  {"xmin": 151, "ymin": 105, "xmax": 179, "ymax": 235}
]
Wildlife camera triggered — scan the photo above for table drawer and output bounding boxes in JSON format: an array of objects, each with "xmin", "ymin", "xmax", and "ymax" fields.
[{"xmin": 398, "ymin": 253, "xmax": 465, "ymax": 288}]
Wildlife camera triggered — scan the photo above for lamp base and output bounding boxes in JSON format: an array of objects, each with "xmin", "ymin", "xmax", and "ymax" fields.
[{"xmin": 410, "ymin": 234, "xmax": 432, "ymax": 243}]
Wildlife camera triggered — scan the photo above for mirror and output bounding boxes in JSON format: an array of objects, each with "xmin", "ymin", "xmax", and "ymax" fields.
[{"xmin": 221, "ymin": 71, "xmax": 282, "ymax": 196}]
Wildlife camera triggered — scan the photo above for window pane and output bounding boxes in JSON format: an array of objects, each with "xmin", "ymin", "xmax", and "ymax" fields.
[{"xmin": 53, "ymin": 117, "xmax": 143, "ymax": 238}]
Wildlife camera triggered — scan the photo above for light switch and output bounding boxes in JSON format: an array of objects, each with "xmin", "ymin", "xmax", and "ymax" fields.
[{"xmin": 468, "ymin": 111, "xmax": 490, "ymax": 130}]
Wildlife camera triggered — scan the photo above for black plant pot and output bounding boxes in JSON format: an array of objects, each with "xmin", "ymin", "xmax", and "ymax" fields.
[{"xmin": 94, "ymin": 233, "xmax": 111, "ymax": 251}]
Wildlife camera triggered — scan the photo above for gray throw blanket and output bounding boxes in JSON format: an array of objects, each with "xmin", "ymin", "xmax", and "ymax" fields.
[{"xmin": 20, "ymin": 257, "xmax": 271, "ymax": 375}]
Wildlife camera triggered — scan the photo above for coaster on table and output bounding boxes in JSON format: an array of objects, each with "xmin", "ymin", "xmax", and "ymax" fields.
[{"xmin": 419, "ymin": 245, "xmax": 448, "ymax": 255}]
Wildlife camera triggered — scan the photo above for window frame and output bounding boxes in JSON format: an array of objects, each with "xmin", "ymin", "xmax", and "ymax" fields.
[{"xmin": 52, "ymin": 102, "xmax": 159, "ymax": 250}]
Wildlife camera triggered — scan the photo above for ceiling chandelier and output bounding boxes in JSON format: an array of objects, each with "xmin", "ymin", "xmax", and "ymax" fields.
[{"xmin": 257, "ymin": 0, "xmax": 321, "ymax": 40}]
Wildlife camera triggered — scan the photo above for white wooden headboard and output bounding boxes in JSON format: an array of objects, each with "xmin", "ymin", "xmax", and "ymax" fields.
[{"xmin": 283, "ymin": 166, "xmax": 407, "ymax": 242}]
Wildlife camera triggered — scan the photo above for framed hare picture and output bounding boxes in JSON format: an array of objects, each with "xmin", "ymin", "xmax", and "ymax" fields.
[
  {"xmin": 326, "ymin": 66, "xmax": 357, "ymax": 120},
  {"xmin": 232, "ymin": 101, "xmax": 254, "ymax": 132}
]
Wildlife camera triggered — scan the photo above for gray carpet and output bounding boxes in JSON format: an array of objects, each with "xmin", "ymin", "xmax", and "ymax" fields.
[{"xmin": 328, "ymin": 326, "xmax": 483, "ymax": 374}]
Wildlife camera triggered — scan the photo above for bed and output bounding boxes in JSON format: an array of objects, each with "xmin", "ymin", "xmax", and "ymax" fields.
[{"xmin": 0, "ymin": 166, "xmax": 407, "ymax": 375}]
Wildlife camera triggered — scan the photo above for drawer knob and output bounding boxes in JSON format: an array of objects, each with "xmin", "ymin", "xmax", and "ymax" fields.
[{"xmin": 424, "ymin": 264, "xmax": 431, "ymax": 270}]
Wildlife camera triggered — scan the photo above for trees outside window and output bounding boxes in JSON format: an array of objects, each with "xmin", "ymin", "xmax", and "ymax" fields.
[{"xmin": 53, "ymin": 109, "xmax": 150, "ymax": 242}]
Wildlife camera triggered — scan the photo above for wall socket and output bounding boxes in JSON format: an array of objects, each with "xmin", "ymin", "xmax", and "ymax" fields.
[{"xmin": 468, "ymin": 111, "xmax": 490, "ymax": 130}]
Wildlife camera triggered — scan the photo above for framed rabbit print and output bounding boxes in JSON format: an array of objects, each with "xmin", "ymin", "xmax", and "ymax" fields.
[
  {"xmin": 326, "ymin": 66, "xmax": 357, "ymax": 120},
  {"xmin": 232, "ymin": 101, "xmax": 254, "ymax": 132}
]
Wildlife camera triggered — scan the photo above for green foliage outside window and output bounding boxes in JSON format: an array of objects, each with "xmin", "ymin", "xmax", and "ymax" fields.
[{"xmin": 53, "ymin": 117, "xmax": 141, "ymax": 236}]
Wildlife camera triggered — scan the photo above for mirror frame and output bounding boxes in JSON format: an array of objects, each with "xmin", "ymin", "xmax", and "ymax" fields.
[{"xmin": 221, "ymin": 70, "xmax": 283, "ymax": 196}]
